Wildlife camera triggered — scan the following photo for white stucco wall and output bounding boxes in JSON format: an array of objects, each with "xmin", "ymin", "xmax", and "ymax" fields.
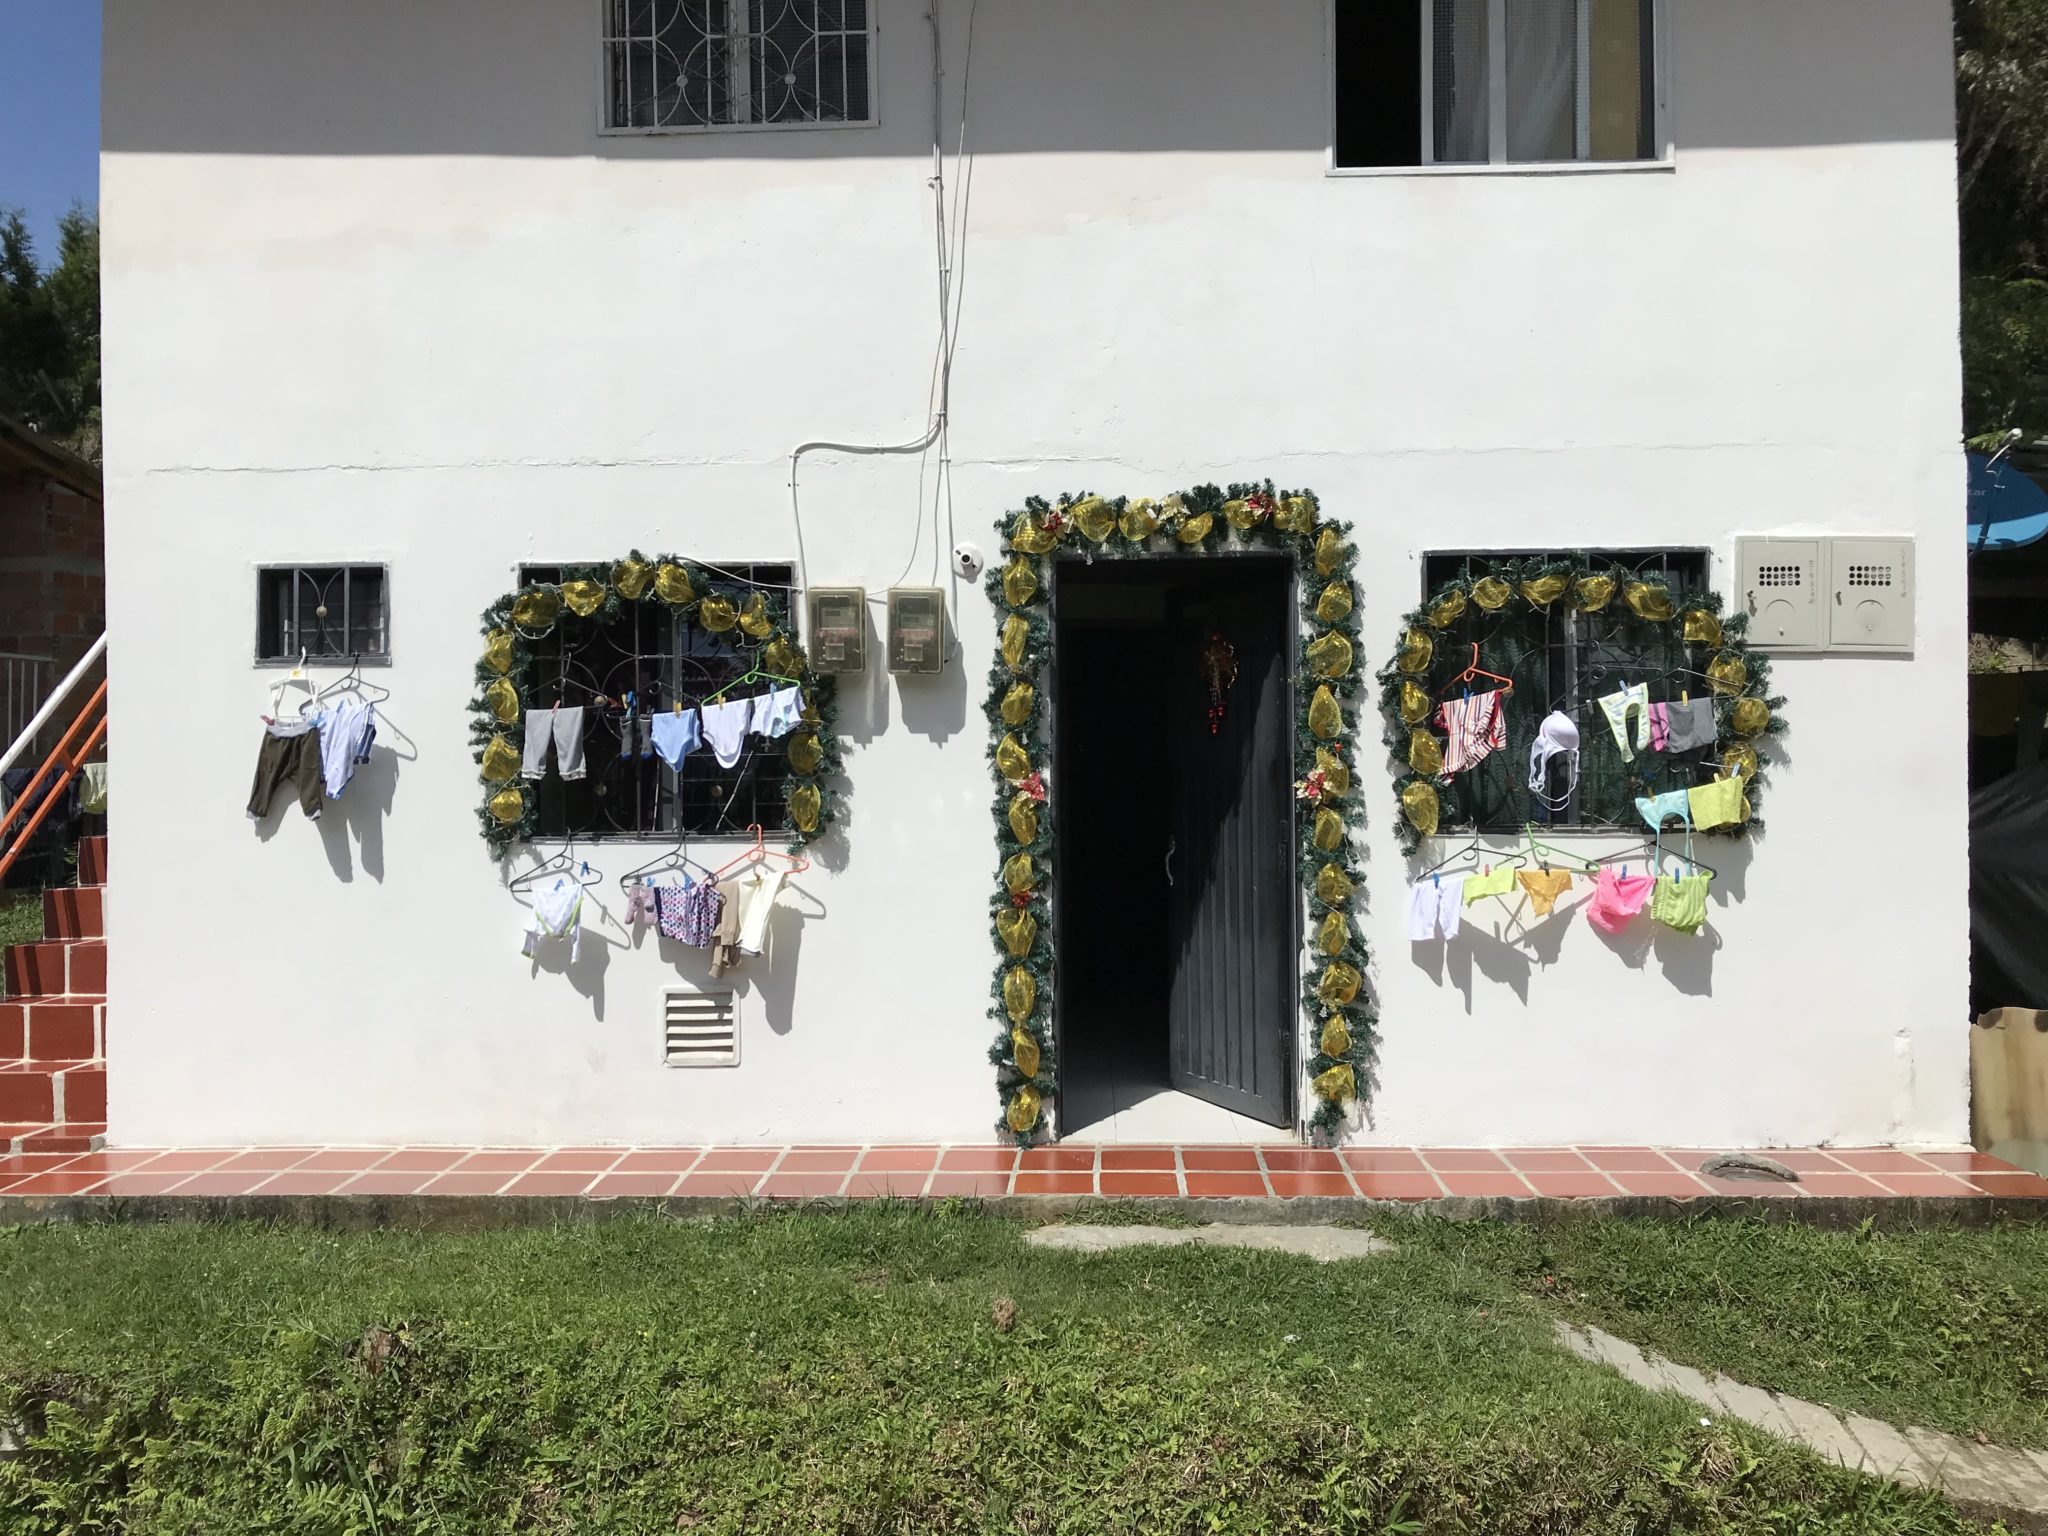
[{"xmin": 99, "ymin": 0, "xmax": 1968, "ymax": 1147}]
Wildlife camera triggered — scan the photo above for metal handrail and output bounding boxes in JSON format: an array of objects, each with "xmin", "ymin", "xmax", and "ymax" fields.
[{"xmin": 0, "ymin": 632, "xmax": 105, "ymax": 782}]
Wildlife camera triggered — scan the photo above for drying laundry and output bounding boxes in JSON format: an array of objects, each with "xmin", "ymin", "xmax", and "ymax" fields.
[
  {"xmin": 522, "ymin": 706, "xmax": 587, "ymax": 781},
  {"xmin": 651, "ymin": 709, "xmax": 701, "ymax": 770},
  {"xmin": 1687, "ymin": 775, "xmax": 1747, "ymax": 830},
  {"xmin": 729, "ymin": 865, "xmax": 787, "ymax": 956},
  {"xmin": 1661, "ymin": 697, "xmax": 1717, "ymax": 753},
  {"xmin": 315, "ymin": 693, "xmax": 378, "ymax": 799},
  {"xmin": 1435, "ymin": 690, "xmax": 1507, "ymax": 782},
  {"xmin": 1527, "ymin": 711, "xmax": 1581, "ymax": 810},
  {"xmin": 749, "ymin": 686, "xmax": 803, "ymax": 741},
  {"xmin": 520, "ymin": 876, "xmax": 585, "ymax": 962},
  {"xmin": 1597, "ymin": 683, "xmax": 1651, "ymax": 762},
  {"xmin": 619, "ymin": 712, "xmax": 653, "ymax": 761},
  {"xmin": 78, "ymin": 762, "xmax": 108, "ymax": 815},
  {"xmin": 654, "ymin": 879, "xmax": 724, "ymax": 948},
  {"xmin": 1651, "ymin": 871, "xmax": 1712, "ymax": 934},
  {"xmin": 1407, "ymin": 874, "xmax": 1466, "ymax": 941},
  {"xmin": 1516, "ymin": 868, "xmax": 1574, "ymax": 917},
  {"xmin": 1462, "ymin": 866, "xmax": 1517, "ymax": 904},
  {"xmin": 625, "ymin": 881, "xmax": 659, "ymax": 930},
  {"xmin": 700, "ymin": 697, "xmax": 753, "ymax": 770},
  {"xmin": 249, "ymin": 717, "xmax": 324, "ymax": 820},
  {"xmin": 709, "ymin": 877, "xmax": 744, "ymax": 977},
  {"xmin": 1635, "ymin": 789, "xmax": 1692, "ymax": 831},
  {"xmin": 1585, "ymin": 869, "xmax": 1654, "ymax": 934}
]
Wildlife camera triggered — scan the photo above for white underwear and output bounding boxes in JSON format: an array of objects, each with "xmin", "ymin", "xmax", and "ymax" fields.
[
  {"xmin": 749, "ymin": 686, "xmax": 803, "ymax": 741},
  {"xmin": 700, "ymin": 698, "xmax": 753, "ymax": 769}
]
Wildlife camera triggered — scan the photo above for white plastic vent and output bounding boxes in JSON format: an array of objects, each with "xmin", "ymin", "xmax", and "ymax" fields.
[{"xmin": 664, "ymin": 989, "xmax": 739, "ymax": 1068}]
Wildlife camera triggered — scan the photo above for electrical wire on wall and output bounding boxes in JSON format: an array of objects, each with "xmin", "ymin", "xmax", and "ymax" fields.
[{"xmin": 787, "ymin": 0, "xmax": 981, "ymax": 616}]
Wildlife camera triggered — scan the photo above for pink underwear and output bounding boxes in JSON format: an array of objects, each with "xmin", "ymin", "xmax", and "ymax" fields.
[{"xmin": 1586, "ymin": 869, "xmax": 1655, "ymax": 934}]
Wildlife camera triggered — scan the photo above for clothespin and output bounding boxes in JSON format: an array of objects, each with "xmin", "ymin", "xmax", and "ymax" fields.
[
  {"xmin": 1432, "ymin": 873, "xmax": 1439, "ymax": 888},
  {"xmin": 579, "ymin": 860, "xmax": 589, "ymax": 878},
  {"xmin": 1681, "ymin": 688, "xmax": 1689, "ymax": 703},
  {"xmin": 673, "ymin": 700, "xmax": 682, "ymax": 715}
]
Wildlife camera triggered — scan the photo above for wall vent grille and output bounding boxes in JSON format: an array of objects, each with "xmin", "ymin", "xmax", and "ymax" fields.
[
  {"xmin": 1755, "ymin": 563, "xmax": 1804, "ymax": 588},
  {"xmin": 664, "ymin": 989, "xmax": 739, "ymax": 1068}
]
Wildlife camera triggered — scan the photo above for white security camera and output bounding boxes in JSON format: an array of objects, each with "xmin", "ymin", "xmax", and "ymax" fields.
[{"xmin": 952, "ymin": 542, "xmax": 984, "ymax": 580}]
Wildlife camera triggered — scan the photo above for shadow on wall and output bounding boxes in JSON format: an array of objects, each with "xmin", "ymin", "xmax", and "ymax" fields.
[
  {"xmin": 103, "ymin": 0, "xmax": 1954, "ymax": 160},
  {"xmin": 250, "ymin": 717, "xmax": 417, "ymax": 884}
]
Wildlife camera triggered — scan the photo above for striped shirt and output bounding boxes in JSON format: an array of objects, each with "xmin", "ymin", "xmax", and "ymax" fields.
[{"xmin": 1435, "ymin": 690, "xmax": 1507, "ymax": 783}]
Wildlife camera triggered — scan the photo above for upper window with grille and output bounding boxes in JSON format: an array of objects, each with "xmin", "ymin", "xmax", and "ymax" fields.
[
  {"xmin": 603, "ymin": 0, "xmax": 875, "ymax": 133},
  {"xmin": 1419, "ymin": 549, "xmax": 1707, "ymax": 832},
  {"xmin": 1334, "ymin": 0, "xmax": 1662, "ymax": 170},
  {"xmin": 257, "ymin": 565, "xmax": 389, "ymax": 663}
]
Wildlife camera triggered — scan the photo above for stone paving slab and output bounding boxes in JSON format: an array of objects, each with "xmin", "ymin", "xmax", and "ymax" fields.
[
  {"xmin": 1024, "ymin": 1222, "xmax": 1392, "ymax": 1262},
  {"xmin": 1556, "ymin": 1321, "xmax": 2048, "ymax": 1530}
]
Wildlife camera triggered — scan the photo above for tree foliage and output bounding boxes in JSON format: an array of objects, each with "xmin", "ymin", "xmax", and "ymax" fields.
[
  {"xmin": 1957, "ymin": 0, "xmax": 2048, "ymax": 443},
  {"xmin": 0, "ymin": 205, "xmax": 99, "ymax": 461}
]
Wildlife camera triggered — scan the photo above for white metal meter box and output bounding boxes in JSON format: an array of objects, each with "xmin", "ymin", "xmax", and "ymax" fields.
[
  {"xmin": 805, "ymin": 586, "xmax": 866, "ymax": 675},
  {"xmin": 1735, "ymin": 538, "xmax": 1823, "ymax": 652},
  {"xmin": 887, "ymin": 588, "xmax": 946, "ymax": 675},
  {"xmin": 1825, "ymin": 537, "xmax": 1914, "ymax": 653}
]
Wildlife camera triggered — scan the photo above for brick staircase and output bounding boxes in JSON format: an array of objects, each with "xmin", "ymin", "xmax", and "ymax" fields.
[{"xmin": 0, "ymin": 835, "xmax": 106, "ymax": 1152}]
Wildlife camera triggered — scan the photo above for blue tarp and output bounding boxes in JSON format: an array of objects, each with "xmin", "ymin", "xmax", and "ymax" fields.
[{"xmin": 1968, "ymin": 451, "xmax": 2048, "ymax": 552}]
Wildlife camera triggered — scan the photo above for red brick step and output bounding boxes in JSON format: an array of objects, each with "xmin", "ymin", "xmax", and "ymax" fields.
[
  {"xmin": 42, "ymin": 887, "xmax": 103, "ymax": 940},
  {"xmin": 77, "ymin": 835, "xmax": 107, "ymax": 887}
]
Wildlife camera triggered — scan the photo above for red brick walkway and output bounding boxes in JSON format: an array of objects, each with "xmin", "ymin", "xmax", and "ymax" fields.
[{"xmin": 2, "ymin": 1144, "xmax": 2043, "ymax": 1201}]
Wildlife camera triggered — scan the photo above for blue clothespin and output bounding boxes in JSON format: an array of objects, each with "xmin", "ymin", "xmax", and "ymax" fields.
[
  {"xmin": 580, "ymin": 860, "xmax": 589, "ymax": 878},
  {"xmin": 1432, "ymin": 873, "xmax": 1439, "ymax": 888}
]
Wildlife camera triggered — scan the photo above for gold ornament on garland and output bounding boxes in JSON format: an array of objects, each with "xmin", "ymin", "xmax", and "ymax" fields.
[
  {"xmin": 484, "ymin": 677, "xmax": 520, "ymax": 725},
  {"xmin": 653, "ymin": 563, "xmax": 695, "ymax": 605},
  {"xmin": 763, "ymin": 636, "xmax": 803, "ymax": 678},
  {"xmin": 510, "ymin": 588, "xmax": 562, "ymax": 631},
  {"xmin": 480, "ymin": 736, "xmax": 520, "ymax": 783},
  {"xmin": 560, "ymin": 579, "xmax": 605, "ymax": 618},
  {"xmin": 1396, "ymin": 628, "xmax": 1433, "ymax": 674},
  {"xmin": 996, "ymin": 909, "xmax": 1037, "ymax": 959},
  {"xmin": 1316, "ymin": 864, "xmax": 1353, "ymax": 908},
  {"xmin": 1314, "ymin": 527, "xmax": 1344, "ymax": 577},
  {"xmin": 1401, "ymin": 780, "xmax": 1441, "ymax": 837},
  {"xmin": 1222, "ymin": 497, "xmax": 1258, "ymax": 530},
  {"xmin": 1277, "ymin": 495, "xmax": 1317, "ymax": 534},
  {"xmin": 1722, "ymin": 743, "xmax": 1759, "ymax": 780},
  {"xmin": 1003, "ymin": 967, "xmax": 1037, "ymax": 1026},
  {"xmin": 482, "ymin": 629, "xmax": 514, "ymax": 675},
  {"xmin": 1002, "ymin": 853, "xmax": 1035, "ymax": 897},
  {"xmin": 698, "ymin": 595, "xmax": 739, "ymax": 633},
  {"xmin": 1731, "ymin": 697, "xmax": 1771, "ymax": 736},
  {"xmin": 1399, "ymin": 681, "xmax": 1431, "ymax": 725},
  {"xmin": 1176, "ymin": 511, "xmax": 1216, "ymax": 545},
  {"xmin": 1314, "ymin": 747, "xmax": 1350, "ymax": 797},
  {"xmin": 1316, "ymin": 962, "xmax": 1362, "ymax": 1008},
  {"xmin": 738, "ymin": 592, "xmax": 775, "ymax": 639},
  {"xmin": 1313, "ymin": 806, "xmax": 1345, "ymax": 852},
  {"xmin": 1119, "ymin": 497, "xmax": 1160, "ymax": 541},
  {"xmin": 1312, "ymin": 1064, "xmax": 1356, "ymax": 1104},
  {"xmin": 995, "ymin": 733, "xmax": 1032, "ymax": 784},
  {"xmin": 1316, "ymin": 582, "xmax": 1354, "ymax": 624},
  {"xmin": 1000, "ymin": 615, "xmax": 1031, "ymax": 672},
  {"xmin": 1683, "ymin": 609, "xmax": 1723, "ymax": 647},
  {"xmin": 1009, "ymin": 511, "xmax": 1060, "ymax": 556},
  {"xmin": 788, "ymin": 732, "xmax": 823, "ymax": 775},
  {"xmin": 1309, "ymin": 684, "xmax": 1343, "ymax": 740},
  {"xmin": 1006, "ymin": 1085, "xmax": 1042, "ymax": 1135},
  {"xmin": 1575, "ymin": 575, "xmax": 1616, "ymax": 612},
  {"xmin": 1625, "ymin": 582, "xmax": 1675, "ymax": 622},
  {"xmin": 1520, "ymin": 573, "xmax": 1569, "ymax": 608},
  {"xmin": 1011, "ymin": 1028, "xmax": 1041, "ymax": 1079},
  {"xmin": 488, "ymin": 787, "xmax": 525, "ymax": 825},
  {"xmin": 1001, "ymin": 558, "xmax": 1039, "ymax": 609},
  {"xmin": 1706, "ymin": 656, "xmax": 1748, "ymax": 697},
  {"xmin": 788, "ymin": 783, "xmax": 822, "ymax": 834},
  {"xmin": 1306, "ymin": 631, "xmax": 1355, "ymax": 679},
  {"xmin": 612, "ymin": 557, "xmax": 652, "ymax": 601},
  {"xmin": 1072, "ymin": 496, "xmax": 1116, "ymax": 543},
  {"xmin": 1319, "ymin": 1016, "xmax": 1351, "ymax": 1058},
  {"xmin": 1428, "ymin": 589, "xmax": 1468, "ymax": 630},
  {"xmin": 1000, "ymin": 682, "xmax": 1036, "ymax": 727},
  {"xmin": 1409, "ymin": 730, "xmax": 1443, "ymax": 777},
  {"xmin": 1471, "ymin": 576, "xmax": 1512, "ymax": 611},
  {"xmin": 1317, "ymin": 910, "xmax": 1350, "ymax": 956},
  {"xmin": 1007, "ymin": 791, "xmax": 1039, "ymax": 844}
]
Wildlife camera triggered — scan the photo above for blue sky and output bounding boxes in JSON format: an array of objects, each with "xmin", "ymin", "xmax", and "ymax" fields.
[{"xmin": 0, "ymin": 0, "xmax": 101, "ymax": 268}]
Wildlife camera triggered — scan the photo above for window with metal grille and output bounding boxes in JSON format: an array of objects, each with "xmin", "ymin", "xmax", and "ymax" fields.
[
  {"xmin": 519, "ymin": 563, "xmax": 796, "ymax": 840},
  {"xmin": 1335, "ymin": 0, "xmax": 1660, "ymax": 169},
  {"xmin": 1419, "ymin": 549, "xmax": 1707, "ymax": 831},
  {"xmin": 603, "ymin": 0, "xmax": 874, "ymax": 132},
  {"xmin": 256, "ymin": 566, "xmax": 389, "ymax": 663}
]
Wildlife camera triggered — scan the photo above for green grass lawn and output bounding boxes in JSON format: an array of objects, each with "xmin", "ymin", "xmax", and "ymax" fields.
[
  {"xmin": 1385, "ymin": 1211, "xmax": 2048, "ymax": 1454},
  {"xmin": 0, "ymin": 891, "xmax": 42, "ymax": 992},
  {"xmin": 0, "ymin": 1208, "xmax": 2020, "ymax": 1534}
]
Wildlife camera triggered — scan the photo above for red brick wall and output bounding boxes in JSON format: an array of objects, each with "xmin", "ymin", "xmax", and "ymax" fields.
[{"xmin": 0, "ymin": 465, "xmax": 106, "ymax": 739}]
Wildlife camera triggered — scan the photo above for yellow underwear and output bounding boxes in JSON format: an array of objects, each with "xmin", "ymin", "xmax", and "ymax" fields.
[
  {"xmin": 1516, "ymin": 869, "xmax": 1575, "ymax": 916},
  {"xmin": 1462, "ymin": 866, "xmax": 1517, "ymax": 904},
  {"xmin": 1651, "ymin": 872, "xmax": 1712, "ymax": 933},
  {"xmin": 1687, "ymin": 776, "xmax": 1747, "ymax": 830}
]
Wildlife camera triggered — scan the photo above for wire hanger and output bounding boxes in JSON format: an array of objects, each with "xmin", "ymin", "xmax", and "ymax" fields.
[
  {"xmin": 1521, "ymin": 822, "xmax": 1599, "ymax": 873},
  {"xmin": 711, "ymin": 823, "xmax": 811, "ymax": 879},
  {"xmin": 311, "ymin": 651, "xmax": 390, "ymax": 704},
  {"xmin": 618, "ymin": 830, "xmax": 714, "ymax": 888},
  {"xmin": 706, "ymin": 668, "xmax": 802, "ymax": 707},
  {"xmin": 1416, "ymin": 832, "xmax": 1530, "ymax": 879},
  {"xmin": 1437, "ymin": 643, "xmax": 1514, "ymax": 696},
  {"xmin": 508, "ymin": 839, "xmax": 604, "ymax": 890}
]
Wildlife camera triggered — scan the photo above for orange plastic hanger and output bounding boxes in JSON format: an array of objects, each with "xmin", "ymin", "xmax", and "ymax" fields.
[{"xmin": 1437, "ymin": 643, "xmax": 1514, "ymax": 696}]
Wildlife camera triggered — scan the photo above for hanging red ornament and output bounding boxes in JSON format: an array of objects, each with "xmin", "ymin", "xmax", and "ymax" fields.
[
  {"xmin": 1201, "ymin": 630, "xmax": 1238, "ymax": 737},
  {"xmin": 1245, "ymin": 490, "xmax": 1275, "ymax": 522},
  {"xmin": 1041, "ymin": 507, "xmax": 1066, "ymax": 537},
  {"xmin": 1019, "ymin": 770, "xmax": 1047, "ymax": 802},
  {"xmin": 1295, "ymin": 768, "xmax": 1329, "ymax": 802},
  {"xmin": 1011, "ymin": 891, "xmax": 1032, "ymax": 910}
]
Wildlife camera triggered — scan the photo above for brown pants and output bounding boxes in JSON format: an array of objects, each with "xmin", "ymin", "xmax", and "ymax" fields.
[{"xmin": 249, "ymin": 724, "xmax": 324, "ymax": 820}]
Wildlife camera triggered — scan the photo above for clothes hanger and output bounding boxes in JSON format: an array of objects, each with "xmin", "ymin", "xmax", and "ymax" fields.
[
  {"xmin": 1416, "ymin": 834, "xmax": 1483, "ymax": 878},
  {"xmin": 1520, "ymin": 822, "xmax": 1599, "ymax": 874},
  {"xmin": 711, "ymin": 823, "xmax": 812, "ymax": 879},
  {"xmin": 508, "ymin": 841, "xmax": 604, "ymax": 890},
  {"xmin": 311, "ymin": 651, "xmax": 391, "ymax": 704},
  {"xmin": 1436, "ymin": 643, "xmax": 1514, "ymax": 697},
  {"xmin": 264, "ymin": 649, "xmax": 317, "ymax": 723},
  {"xmin": 618, "ymin": 831, "xmax": 714, "ymax": 888},
  {"xmin": 705, "ymin": 668, "xmax": 802, "ymax": 707}
]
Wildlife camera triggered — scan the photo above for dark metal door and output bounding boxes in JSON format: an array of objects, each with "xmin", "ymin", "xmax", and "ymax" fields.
[{"xmin": 1165, "ymin": 565, "xmax": 1294, "ymax": 1126}]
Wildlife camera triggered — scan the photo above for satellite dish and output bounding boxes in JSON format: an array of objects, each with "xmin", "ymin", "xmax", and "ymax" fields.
[{"xmin": 1967, "ymin": 450, "xmax": 2048, "ymax": 552}]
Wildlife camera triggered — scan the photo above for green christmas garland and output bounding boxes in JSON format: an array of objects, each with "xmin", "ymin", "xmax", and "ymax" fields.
[
  {"xmin": 984, "ymin": 485, "xmax": 1373, "ymax": 1144},
  {"xmin": 469, "ymin": 552, "xmax": 842, "ymax": 860},
  {"xmin": 1375, "ymin": 557, "xmax": 1786, "ymax": 856}
]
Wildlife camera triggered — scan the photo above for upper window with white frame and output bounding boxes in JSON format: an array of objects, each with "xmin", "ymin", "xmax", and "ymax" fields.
[
  {"xmin": 603, "ymin": 0, "xmax": 874, "ymax": 133},
  {"xmin": 1334, "ymin": 0, "xmax": 1661, "ymax": 171}
]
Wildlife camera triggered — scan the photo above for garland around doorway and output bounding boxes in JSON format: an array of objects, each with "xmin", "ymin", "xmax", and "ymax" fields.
[
  {"xmin": 469, "ymin": 552, "xmax": 843, "ymax": 860},
  {"xmin": 983, "ymin": 486, "xmax": 1371, "ymax": 1143}
]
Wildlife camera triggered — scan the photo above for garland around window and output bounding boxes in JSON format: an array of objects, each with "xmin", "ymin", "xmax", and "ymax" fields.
[
  {"xmin": 470, "ymin": 553, "xmax": 842, "ymax": 860},
  {"xmin": 1375, "ymin": 559, "xmax": 1786, "ymax": 856},
  {"xmin": 984, "ymin": 485, "xmax": 1371, "ymax": 1144}
]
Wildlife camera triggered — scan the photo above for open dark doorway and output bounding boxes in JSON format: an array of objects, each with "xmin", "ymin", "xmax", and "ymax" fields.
[{"xmin": 1054, "ymin": 555, "xmax": 1296, "ymax": 1137}]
